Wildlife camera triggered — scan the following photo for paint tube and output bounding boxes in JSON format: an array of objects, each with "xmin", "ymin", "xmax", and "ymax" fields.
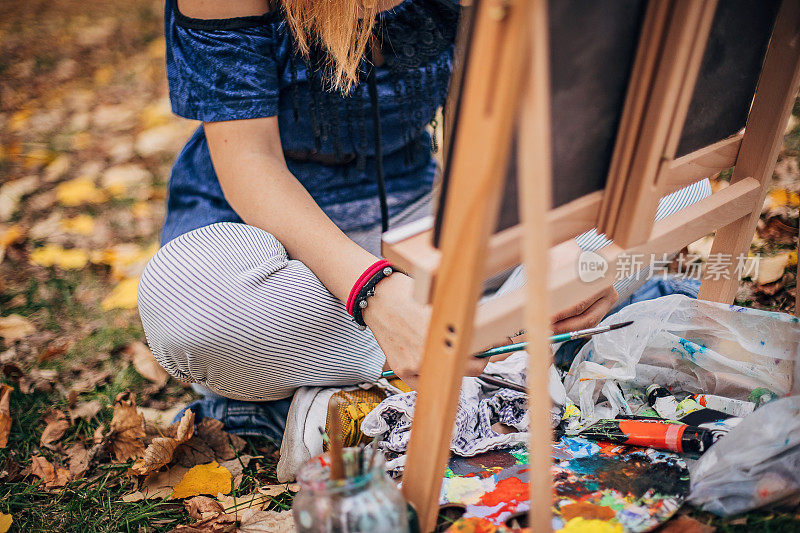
[
  {"xmin": 749, "ymin": 387, "xmax": 778, "ymax": 407},
  {"xmin": 646, "ymin": 385, "xmax": 689, "ymax": 419},
  {"xmin": 692, "ymin": 394, "xmax": 755, "ymax": 418},
  {"xmin": 578, "ymin": 419, "xmax": 715, "ymax": 454}
]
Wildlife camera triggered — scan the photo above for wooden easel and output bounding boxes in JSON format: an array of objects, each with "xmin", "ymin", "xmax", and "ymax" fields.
[{"xmin": 381, "ymin": 0, "xmax": 800, "ymax": 531}]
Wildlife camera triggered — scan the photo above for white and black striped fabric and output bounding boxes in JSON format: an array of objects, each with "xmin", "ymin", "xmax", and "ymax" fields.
[{"xmin": 138, "ymin": 179, "xmax": 710, "ymax": 401}]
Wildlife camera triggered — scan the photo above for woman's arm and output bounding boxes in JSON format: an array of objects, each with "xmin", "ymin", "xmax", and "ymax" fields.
[
  {"xmin": 205, "ymin": 118, "xmax": 376, "ymax": 302},
  {"xmin": 205, "ymin": 118, "xmax": 490, "ymax": 387}
]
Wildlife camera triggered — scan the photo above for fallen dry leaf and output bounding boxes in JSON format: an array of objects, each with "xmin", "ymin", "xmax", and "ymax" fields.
[
  {"xmin": 185, "ymin": 496, "xmax": 225, "ymax": 520},
  {"xmin": 0, "ymin": 224, "xmax": 25, "ymax": 263},
  {"xmin": 30, "ymin": 244, "xmax": 89, "ymax": 270},
  {"xmin": 175, "ymin": 419, "xmax": 246, "ymax": 467},
  {"xmin": 55, "ymin": 176, "xmax": 108, "ymax": 206},
  {"xmin": 756, "ymin": 253, "xmax": 791, "ymax": 285},
  {"xmin": 237, "ymin": 509, "xmax": 295, "ymax": 533},
  {"xmin": 125, "ymin": 341, "xmax": 168, "ymax": 387},
  {"xmin": 0, "ymin": 384, "xmax": 11, "ymax": 448},
  {"xmin": 219, "ymin": 456, "xmax": 251, "ymax": 482},
  {"xmin": 0, "ymin": 175, "xmax": 37, "ymax": 221},
  {"xmin": 37, "ymin": 339, "xmax": 70, "ymax": 363},
  {"xmin": 0, "ymin": 513, "xmax": 11, "ymax": 533},
  {"xmin": 123, "ymin": 464, "xmax": 190, "ymax": 501},
  {"xmin": 0, "ymin": 314, "xmax": 36, "ymax": 342},
  {"xmin": 69, "ymin": 369, "xmax": 111, "ymax": 396},
  {"xmin": 216, "ymin": 492, "xmax": 269, "ymax": 521},
  {"xmin": 109, "ymin": 391, "xmax": 146, "ymax": 462},
  {"xmin": 30, "ymin": 455, "xmax": 71, "ymax": 488},
  {"xmin": 659, "ymin": 515, "xmax": 715, "ymax": 533},
  {"xmin": 101, "ymin": 277, "xmax": 139, "ymax": 310},
  {"xmin": 40, "ymin": 410, "xmax": 70, "ymax": 449},
  {"xmin": 68, "ymin": 399, "xmax": 103, "ymax": 422},
  {"xmin": 59, "ymin": 214, "xmax": 95, "ymax": 235},
  {"xmin": 66, "ymin": 442, "xmax": 90, "ymax": 478},
  {"xmin": 130, "ymin": 410, "xmax": 195, "ymax": 475},
  {"xmin": 170, "ymin": 513, "xmax": 235, "ymax": 533},
  {"xmin": 172, "ymin": 461, "xmax": 232, "ymax": 500}
]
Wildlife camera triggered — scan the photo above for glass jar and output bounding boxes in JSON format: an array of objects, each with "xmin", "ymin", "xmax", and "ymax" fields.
[{"xmin": 292, "ymin": 449, "xmax": 410, "ymax": 533}]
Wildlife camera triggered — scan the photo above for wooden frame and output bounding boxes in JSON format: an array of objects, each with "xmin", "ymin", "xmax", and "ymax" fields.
[{"xmin": 387, "ymin": 1, "xmax": 800, "ymax": 531}]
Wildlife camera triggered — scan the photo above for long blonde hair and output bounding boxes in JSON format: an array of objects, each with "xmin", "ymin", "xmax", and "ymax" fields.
[{"xmin": 283, "ymin": 0, "xmax": 381, "ymax": 93}]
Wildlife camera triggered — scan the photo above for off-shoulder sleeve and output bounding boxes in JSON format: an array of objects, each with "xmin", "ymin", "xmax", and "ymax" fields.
[{"xmin": 165, "ymin": 0, "xmax": 281, "ymax": 122}]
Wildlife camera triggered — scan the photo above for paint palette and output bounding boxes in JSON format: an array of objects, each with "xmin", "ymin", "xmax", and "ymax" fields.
[{"xmin": 439, "ymin": 437, "xmax": 689, "ymax": 532}]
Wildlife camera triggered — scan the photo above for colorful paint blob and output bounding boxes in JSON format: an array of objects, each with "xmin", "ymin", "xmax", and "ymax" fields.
[{"xmin": 440, "ymin": 437, "xmax": 688, "ymax": 532}]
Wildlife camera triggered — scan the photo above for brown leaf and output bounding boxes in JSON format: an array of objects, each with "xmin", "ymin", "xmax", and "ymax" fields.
[
  {"xmin": 185, "ymin": 496, "xmax": 224, "ymax": 520},
  {"xmin": 175, "ymin": 419, "xmax": 246, "ymax": 467},
  {"xmin": 68, "ymin": 399, "xmax": 103, "ymax": 422},
  {"xmin": 237, "ymin": 509, "xmax": 295, "ymax": 533},
  {"xmin": 69, "ymin": 369, "xmax": 111, "ymax": 395},
  {"xmin": 66, "ymin": 442, "xmax": 90, "ymax": 478},
  {"xmin": 659, "ymin": 515, "xmax": 716, "ymax": 533},
  {"xmin": 0, "ymin": 384, "xmax": 11, "ymax": 448},
  {"xmin": 109, "ymin": 391, "xmax": 145, "ymax": 462},
  {"xmin": 30, "ymin": 455, "xmax": 71, "ymax": 488},
  {"xmin": 130, "ymin": 410, "xmax": 195, "ymax": 475},
  {"xmin": 37, "ymin": 340, "xmax": 70, "ymax": 364},
  {"xmin": 93, "ymin": 423, "xmax": 106, "ymax": 444},
  {"xmin": 0, "ymin": 314, "xmax": 36, "ymax": 342},
  {"xmin": 125, "ymin": 341, "xmax": 168, "ymax": 387},
  {"xmin": 123, "ymin": 464, "xmax": 190, "ymax": 501},
  {"xmin": 216, "ymin": 492, "xmax": 269, "ymax": 521},
  {"xmin": 40, "ymin": 410, "xmax": 70, "ymax": 449},
  {"xmin": 168, "ymin": 513, "xmax": 235, "ymax": 533},
  {"xmin": 219, "ymin": 456, "xmax": 252, "ymax": 481}
]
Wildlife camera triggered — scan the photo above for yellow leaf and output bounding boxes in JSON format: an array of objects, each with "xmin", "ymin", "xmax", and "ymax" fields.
[
  {"xmin": 147, "ymin": 37, "xmax": 166, "ymax": 59},
  {"xmin": 71, "ymin": 132, "xmax": 92, "ymax": 150},
  {"xmin": 56, "ymin": 177, "xmax": 108, "ymax": 206},
  {"xmin": 789, "ymin": 251, "xmax": 797, "ymax": 268},
  {"xmin": 101, "ymin": 277, "xmax": 140, "ymax": 310},
  {"xmin": 0, "ymin": 512, "xmax": 12, "ymax": 533},
  {"xmin": 171, "ymin": 461, "xmax": 232, "ymax": 499},
  {"xmin": 0, "ymin": 225, "xmax": 24, "ymax": 247},
  {"xmin": 30, "ymin": 244, "xmax": 89, "ymax": 270},
  {"xmin": 132, "ymin": 201, "xmax": 152, "ymax": 218},
  {"xmin": 24, "ymin": 146, "xmax": 52, "ymax": 170},
  {"xmin": 92, "ymin": 242, "xmax": 158, "ymax": 280},
  {"xmin": 94, "ymin": 65, "xmax": 114, "ymax": 85},
  {"xmin": 9, "ymin": 109, "xmax": 31, "ymax": 131},
  {"xmin": 768, "ymin": 188, "xmax": 800, "ymax": 208},
  {"xmin": 59, "ymin": 214, "xmax": 95, "ymax": 235}
]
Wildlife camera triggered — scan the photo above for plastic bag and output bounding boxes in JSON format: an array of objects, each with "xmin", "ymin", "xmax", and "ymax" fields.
[
  {"xmin": 688, "ymin": 396, "xmax": 800, "ymax": 515},
  {"xmin": 563, "ymin": 294, "xmax": 800, "ymax": 422}
]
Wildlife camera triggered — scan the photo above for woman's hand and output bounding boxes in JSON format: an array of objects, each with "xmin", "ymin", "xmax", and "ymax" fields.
[
  {"xmin": 550, "ymin": 285, "xmax": 618, "ymax": 334},
  {"xmin": 362, "ymin": 273, "xmax": 488, "ymax": 389}
]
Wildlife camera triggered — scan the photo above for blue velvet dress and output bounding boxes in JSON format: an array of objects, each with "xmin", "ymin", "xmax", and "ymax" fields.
[{"xmin": 163, "ymin": 0, "xmax": 459, "ymax": 244}]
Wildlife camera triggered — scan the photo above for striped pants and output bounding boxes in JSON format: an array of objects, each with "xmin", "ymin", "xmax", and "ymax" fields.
[{"xmin": 138, "ymin": 180, "xmax": 710, "ymax": 401}]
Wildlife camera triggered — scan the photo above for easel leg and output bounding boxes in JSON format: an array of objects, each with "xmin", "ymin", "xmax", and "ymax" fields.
[
  {"xmin": 699, "ymin": 0, "xmax": 800, "ymax": 303},
  {"xmin": 518, "ymin": 0, "xmax": 554, "ymax": 529}
]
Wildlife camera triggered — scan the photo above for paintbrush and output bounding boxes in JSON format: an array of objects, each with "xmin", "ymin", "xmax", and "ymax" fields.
[
  {"xmin": 379, "ymin": 321, "xmax": 633, "ymax": 379},
  {"xmin": 476, "ymin": 373, "xmax": 527, "ymax": 393}
]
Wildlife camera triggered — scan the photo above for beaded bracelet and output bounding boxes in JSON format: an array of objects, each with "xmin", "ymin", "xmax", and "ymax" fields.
[{"xmin": 350, "ymin": 263, "xmax": 396, "ymax": 330}]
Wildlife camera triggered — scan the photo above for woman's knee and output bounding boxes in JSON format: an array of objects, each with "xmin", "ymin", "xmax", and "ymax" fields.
[{"xmin": 137, "ymin": 222, "xmax": 290, "ymax": 379}]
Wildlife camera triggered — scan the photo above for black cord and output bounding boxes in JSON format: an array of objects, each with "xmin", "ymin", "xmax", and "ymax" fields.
[{"xmin": 367, "ymin": 60, "xmax": 389, "ymax": 233}]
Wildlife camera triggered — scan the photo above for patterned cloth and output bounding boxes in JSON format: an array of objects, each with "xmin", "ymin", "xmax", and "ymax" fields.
[
  {"xmin": 360, "ymin": 353, "xmax": 552, "ymax": 458},
  {"xmin": 162, "ymin": 0, "xmax": 458, "ymax": 243}
]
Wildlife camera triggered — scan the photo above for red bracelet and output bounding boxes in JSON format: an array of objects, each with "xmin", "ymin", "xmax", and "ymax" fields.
[{"xmin": 347, "ymin": 259, "xmax": 392, "ymax": 316}]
